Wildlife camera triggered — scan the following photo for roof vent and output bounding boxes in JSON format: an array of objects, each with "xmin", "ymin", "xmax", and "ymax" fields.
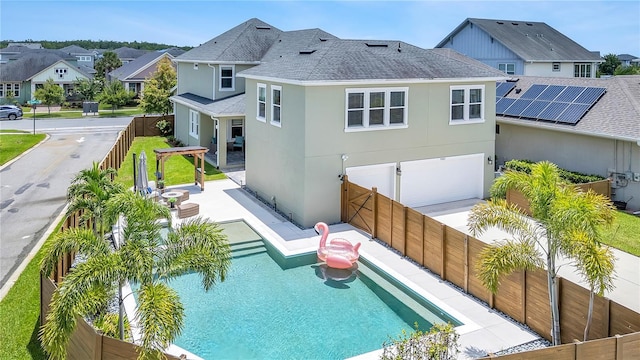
[
  {"xmin": 526, "ymin": 23, "xmax": 533, "ymax": 26},
  {"xmin": 496, "ymin": 21, "xmax": 504, "ymax": 25},
  {"xmin": 365, "ymin": 42, "xmax": 388, "ymax": 48},
  {"xmin": 512, "ymin": 22, "xmax": 519, "ymax": 26},
  {"xmin": 299, "ymin": 49, "xmax": 316, "ymax": 55},
  {"xmin": 319, "ymin": 38, "xmax": 328, "ymax": 42},
  {"xmin": 255, "ymin": 25, "xmax": 271, "ymax": 30},
  {"xmin": 397, "ymin": 42, "xmax": 401, "ymax": 52}
]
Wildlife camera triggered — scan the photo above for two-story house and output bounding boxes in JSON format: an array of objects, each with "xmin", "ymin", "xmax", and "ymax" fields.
[
  {"xmin": 110, "ymin": 48, "xmax": 184, "ymax": 97},
  {"xmin": 436, "ymin": 18, "xmax": 602, "ymax": 78},
  {"xmin": 171, "ymin": 18, "xmax": 506, "ymax": 227}
]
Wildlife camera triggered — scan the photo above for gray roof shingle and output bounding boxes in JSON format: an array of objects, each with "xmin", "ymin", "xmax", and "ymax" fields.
[
  {"xmin": 175, "ymin": 18, "xmax": 282, "ymax": 63},
  {"xmin": 0, "ymin": 51, "xmax": 91, "ymax": 81},
  {"xmin": 171, "ymin": 93, "xmax": 245, "ymax": 117},
  {"xmin": 239, "ymin": 39, "xmax": 506, "ymax": 82},
  {"xmin": 113, "ymin": 47, "xmax": 150, "ymax": 60},
  {"xmin": 436, "ymin": 18, "xmax": 602, "ymax": 62},
  {"xmin": 110, "ymin": 49, "xmax": 183, "ymax": 81},
  {"xmin": 497, "ymin": 75, "xmax": 640, "ymax": 141}
]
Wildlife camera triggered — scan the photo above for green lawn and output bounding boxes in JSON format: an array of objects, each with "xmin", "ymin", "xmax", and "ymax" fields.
[
  {"xmin": 0, "ymin": 133, "xmax": 46, "ymax": 165},
  {"xmin": 21, "ymin": 106, "xmax": 143, "ymax": 119},
  {"xmin": 601, "ymin": 211, "xmax": 640, "ymax": 256},
  {"xmin": 114, "ymin": 136, "xmax": 226, "ymax": 189}
]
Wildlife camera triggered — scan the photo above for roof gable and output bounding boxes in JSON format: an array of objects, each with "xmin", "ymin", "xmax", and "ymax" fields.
[
  {"xmin": 0, "ymin": 52, "xmax": 76, "ymax": 81},
  {"xmin": 437, "ymin": 18, "xmax": 602, "ymax": 62},
  {"xmin": 176, "ymin": 18, "xmax": 282, "ymax": 63},
  {"xmin": 110, "ymin": 51, "xmax": 173, "ymax": 80}
]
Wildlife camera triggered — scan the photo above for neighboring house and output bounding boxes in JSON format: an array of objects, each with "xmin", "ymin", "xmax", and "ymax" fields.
[
  {"xmin": 495, "ymin": 75, "xmax": 640, "ymax": 211},
  {"xmin": 172, "ymin": 18, "xmax": 507, "ymax": 227},
  {"xmin": 60, "ymin": 45, "xmax": 96, "ymax": 68},
  {"xmin": 618, "ymin": 54, "xmax": 640, "ymax": 67},
  {"xmin": 0, "ymin": 51, "xmax": 92, "ymax": 104},
  {"xmin": 112, "ymin": 47, "xmax": 150, "ymax": 64},
  {"xmin": 0, "ymin": 45, "xmax": 31, "ymax": 63},
  {"xmin": 8, "ymin": 42, "xmax": 43, "ymax": 49},
  {"xmin": 109, "ymin": 48, "xmax": 184, "ymax": 97},
  {"xmin": 435, "ymin": 18, "xmax": 602, "ymax": 78}
]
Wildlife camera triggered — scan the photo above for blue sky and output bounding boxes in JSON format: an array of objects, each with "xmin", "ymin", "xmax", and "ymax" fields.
[{"xmin": 2, "ymin": 1, "xmax": 639, "ymax": 56}]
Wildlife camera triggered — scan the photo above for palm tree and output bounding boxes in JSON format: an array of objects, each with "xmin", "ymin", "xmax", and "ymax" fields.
[
  {"xmin": 66, "ymin": 162, "xmax": 124, "ymax": 238},
  {"xmin": 40, "ymin": 190, "xmax": 232, "ymax": 360},
  {"xmin": 468, "ymin": 161, "xmax": 615, "ymax": 346}
]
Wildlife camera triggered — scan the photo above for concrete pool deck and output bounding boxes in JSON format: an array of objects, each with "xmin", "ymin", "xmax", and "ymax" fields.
[{"xmin": 165, "ymin": 179, "xmax": 546, "ymax": 359}]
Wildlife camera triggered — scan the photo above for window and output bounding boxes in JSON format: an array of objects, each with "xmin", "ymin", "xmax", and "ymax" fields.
[
  {"xmin": 450, "ymin": 85, "xmax": 484, "ymax": 124},
  {"xmin": 257, "ymin": 83, "xmax": 266, "ymax": 122},
  {"xmin": 552, "ymin": 62, "xmax": 561, "ymax": 72},
  {"xmin": 78, "ymin": 56, "xmax": 91, "ymax": 62},
  {"xmin": 189, "ymin": 109, "xmax": 200, "ymax": 138},
  {"xmin": 0, "ymin": 84, "xmax": 4, "ymax": 98},
  {"xmin": 55, "ymin": 68, "xmax": 68, "ymax": 79},
  {"xmin": 12, "ymin": 83, "xmax": 19, "ymax": 97},
  {"xmin": 574, "ymin": 63, "xmax": 592, "ymax": 78},
  {"xmin": 345, "ymin": 88, "xmax": 408, "ymax": 130},
  {"xmin": 271, "ymin": 85, "xmax": 281, "ymax": 126},
  {"xmin": 220, "ymin": 65, "xmax": 234, "ymax": 91},
  {"xmin": 231, "ymin": 119, "xmax": 243, "ymax": 138},
  {"xmin": 498, "ymin": 63, "xmax": 515, "ymax": 75},
  {"xmin": 128, "ymin": 83, "xmax": 137, "ymax": 93}
]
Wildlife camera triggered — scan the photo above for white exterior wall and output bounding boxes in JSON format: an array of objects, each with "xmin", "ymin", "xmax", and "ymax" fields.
[
  {"xmin": 245, "ymin": 79, "xmax": 497, "ymax": 227},
  {"xmin": 524, "ymin": 61, "xmax": 598, "ymax": 78},
  {"xmin": 496, "ymin": 123, "xmax": 640, "ymax": 210},
  {"xmin": 176, "ymin": 62, "xmax": 214, "ymax": 99}
]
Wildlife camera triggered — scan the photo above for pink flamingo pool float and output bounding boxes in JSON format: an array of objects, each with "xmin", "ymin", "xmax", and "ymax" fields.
[{"xmin": 315, "ymin": 222, "xmax": 361, "ymax": 269}]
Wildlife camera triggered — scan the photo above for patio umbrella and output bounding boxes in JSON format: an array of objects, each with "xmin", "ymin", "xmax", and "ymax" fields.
[{"xmin": 137, "ymin": 151, "xmax": 149, "ymax": 196}]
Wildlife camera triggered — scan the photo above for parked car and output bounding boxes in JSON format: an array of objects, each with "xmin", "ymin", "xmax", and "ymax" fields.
[{"xmin": 0, "ymin": 105, "xmax": 23, "ymax": 120}]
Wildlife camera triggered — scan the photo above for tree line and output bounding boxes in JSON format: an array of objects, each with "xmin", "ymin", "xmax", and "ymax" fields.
[{"xmin": 0, "ymin": 39, "xmax": 191, "ymax": 51}]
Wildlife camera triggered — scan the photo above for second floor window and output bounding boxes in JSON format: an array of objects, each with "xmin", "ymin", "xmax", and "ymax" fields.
[
  {"xmin": 271, "ymin": 85, "xmax": 281, "ymax": 126},
  {"xmin": 257, "ymin": 83, "xmax": 266, "ymax": 121},
  {"xmin": 450, "ymin": 85, "xmax": 484, "ymax": 124},
  {"xmin": 574, "ymin": 63, "xmax": 591, "ymax": 78},
  {"xmin": 498, "ymin": 63, "xmax": 515, "ymax": 75},
  {"xmin": 220, "ymin": 65, "xmax": 234, "ymax": 90},
  {"xmin": 345, "ymin": 88, "xmax": 408, "ymax": 131}
]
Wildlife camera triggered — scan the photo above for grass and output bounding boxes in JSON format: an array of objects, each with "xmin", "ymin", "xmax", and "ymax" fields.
[
  {"xmin": 0, "ymin": 228, "xmax": 57, "ymax": 360},
  {"xmin": 0, "ymin": 133, "xmax": 46, "ymax": 165},
  {"xmin": 114, "ymin": 136, "xmax": 226, "ymax": 188},
  {"xmin": 600, "ymin": 211, "xmax": 640, "ymax": 256},
  {"xmin": 20, "ymin": 106, "xmax": 144, "ymax": 119}
]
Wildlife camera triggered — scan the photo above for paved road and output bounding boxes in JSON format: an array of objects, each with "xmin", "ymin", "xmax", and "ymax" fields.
[{"xmin": 0, "ymin": 118, "xmax": 131, "ymax": 290}]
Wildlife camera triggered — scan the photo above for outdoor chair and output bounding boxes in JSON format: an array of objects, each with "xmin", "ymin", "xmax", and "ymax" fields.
[
  {"xmin": 232, "ymin": 136, "xmax": 244, "ymax": 151},
  {"xmin": 173, "ymin": 189, "xmax": 190, "ymax": 202},
  {"xmin": 177, "ymin": 202, "xmax": 199, "ymax": 219}
]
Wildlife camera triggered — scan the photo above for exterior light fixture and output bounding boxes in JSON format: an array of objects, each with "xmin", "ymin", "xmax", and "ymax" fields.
[{"xmin": 488, "ymin": 156, "xmax": 494, "ymax": 165}]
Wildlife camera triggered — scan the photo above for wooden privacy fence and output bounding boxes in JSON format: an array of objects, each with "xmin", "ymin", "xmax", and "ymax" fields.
[
  {"xmin": 506, "ymin": 179, "xmax": 611, "ymax": 216},
  {"xmin": 41, "ymin": 117, "xmax": 181, "ymax": 359},
  {"xmin": 133, "ymin": 115, "xmax": 174, "ymax": 137},
  {"xmin": 340, "ymin": 176, "xmax": 640, "ymax": 358}
]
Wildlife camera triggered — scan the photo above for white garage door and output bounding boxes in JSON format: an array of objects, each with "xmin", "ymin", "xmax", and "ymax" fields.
[
  {"xmin": 345, "ymin": 163, "xmax": 396, "ymax": 199},
  {"xmin": 399, "ymin": 154, "xmax": 484, "ymax": 207}
]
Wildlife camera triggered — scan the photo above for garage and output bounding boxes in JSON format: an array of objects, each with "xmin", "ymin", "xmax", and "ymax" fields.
[
  {"xmin": 345, "ymin": 163, "xmax": 396, "ymax": 199},
  {"xmin": 399, "ymin": 153, "xmax": 484, "ymax": 207}
]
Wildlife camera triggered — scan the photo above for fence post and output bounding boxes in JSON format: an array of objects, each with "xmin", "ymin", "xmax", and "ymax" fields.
[
  {"xmin": 440, "ymin": 223, "xmax": 446, "ymax": 280},
  {"xmin": 371, "ymin": 187, "xmax": 378, "ymax": 239},
  {"xmin": 521, "ymin": 270, "xmax": 527, "ymax": 324},
  {"xmin": 463, "ymin": 235, "xmax": 469, "ymax": 293}
]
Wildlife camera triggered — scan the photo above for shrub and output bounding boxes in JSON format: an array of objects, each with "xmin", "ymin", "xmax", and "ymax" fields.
[
  {"xmin": 503, "ymin": 160, "xmax": 605, "ymax": 184},
  {"xmin": 380, "ymin": 322, "xmax": 459, "ymax": 360},
  {"xmin": 156, "ymin": 119, "xmax": 173, "ymax": 137}
]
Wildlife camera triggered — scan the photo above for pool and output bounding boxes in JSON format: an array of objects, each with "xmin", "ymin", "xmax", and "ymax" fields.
[{"xmin": 151, "ymin": 220, "xmax": 462, "ymax": 359}]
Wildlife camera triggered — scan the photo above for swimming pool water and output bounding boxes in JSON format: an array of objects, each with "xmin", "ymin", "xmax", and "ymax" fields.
[{"xmin": 152, "ymin": 221, "xmax": 460, "ymax": 359}]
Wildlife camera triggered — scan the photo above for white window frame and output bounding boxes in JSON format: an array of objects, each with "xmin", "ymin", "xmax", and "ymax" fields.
[
  {"xmin": 498, "ymin": 63, "xmax": 515, "ymax": 75},
  {"xmin": 0, "ymin": 84, "xmax": 4, "ymax": 98},
  {"xmin": 449, "ymin": 85, "xmax": 485, "ymax": 125},
  {"xmin": 12, "ymin": 83, "xmax": 19, "ymax": 97},
  {"xmin": 344, "ymin": 87, "xmax": 408, "ymax": 132},
  {"xmin": 270, "ymin": 85, "xmax": 281, "ymax": 127},
  {"xmin": 552, "ymin": 62, "xmax": 561, "ymax": 72},
  {"xmin": 257, "ymin": 83, "xmax": 266, "ymax": 122},
  {"xmin": 189, "ymin": 109, "xmax": 200, "ymax": 138},
  {"xmin": 219, "ymin": 65, "xmax": 235, "ymax": 91},
  {"xmin": 574, "ymin": 63, "xmax": 592, "ymax": 78}
]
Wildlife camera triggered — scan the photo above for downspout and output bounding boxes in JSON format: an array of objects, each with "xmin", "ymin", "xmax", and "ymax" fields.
[{"xmin": 208, "ymin": 64, "xmax": 216, "ymax": 100}]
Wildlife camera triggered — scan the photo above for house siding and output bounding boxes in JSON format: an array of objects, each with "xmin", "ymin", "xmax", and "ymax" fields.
[
  {"xmin": 496, "ymin": 123, "xmax": 640, "ymax": 210},
  {"xmin": 246, "ymin": 79, "xmax": 497, "ymax": 227},
  {"xmin": 177, "ymin": 62, "xmax": 214, "ymax": 99},
  {"xmin": 440, "ymin": 23, "xmax": 524, "ymax": 75}
]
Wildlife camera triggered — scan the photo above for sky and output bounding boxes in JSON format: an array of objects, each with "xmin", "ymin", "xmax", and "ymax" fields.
[{"xmin": 1, "ymin": 0, "xmax": 639, "ymax": 56}]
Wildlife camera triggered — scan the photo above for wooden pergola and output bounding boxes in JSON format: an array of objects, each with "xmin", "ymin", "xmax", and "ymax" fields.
[{"xmin": 154, "ymin": 146, "xmax": 208, "ymax": 191}]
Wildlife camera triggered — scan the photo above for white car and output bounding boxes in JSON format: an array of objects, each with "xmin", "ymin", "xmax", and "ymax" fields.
[{"xmin": 0, "ymin": 105, "xmax": 23, "ymax": 120}]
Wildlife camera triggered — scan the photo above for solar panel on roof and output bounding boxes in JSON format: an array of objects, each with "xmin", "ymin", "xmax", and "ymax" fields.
[
  {"xmin": 555, "ymin": 86, "xmax": 585, "ymax": 103},
  {"xmin": 574, "ymin": 87, "xmax": 606, "ymax": 105},
  {"xmin": 538, "ymin": 102, "xmax": 570, "ymax": 121},
  {"xmin": 536, "ymin": 85, "xmax": 566, "ymax": 101},
  {"xmin": 496, "ymin": 97, "xmax": 516, "ymax": 114},
  {"xmin": 503, "ymin": 99, "xmax": 533, "ymax": 116},
  {"xmin": 520, "ymin": 100, "xmax": 551, "ymax": 118},
  {"xmin": 555, "ymin": 103, "xmax": 590, "ymax": 124},
  {"xmin": 520, "ymin": 84, "xmax": 547, "ymax": 100},
  {"xmin": 496, "ymin": 82, "xmax": 516, "ymax": 97}
]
